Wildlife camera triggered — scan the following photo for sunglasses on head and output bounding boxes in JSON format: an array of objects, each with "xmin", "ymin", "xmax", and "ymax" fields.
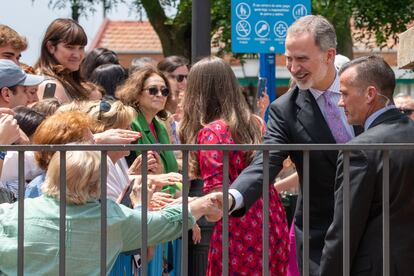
[
  {"xmin": 145, "ymin": 86, "xmax": 170, "ymax": 97},
  {"xmin": 400, "ymin": 108, "xmax": 414, "ymax": 115},
  {"xmin": 98, "ymin": 100, "xmax": 111, "ymax": 120},
  {"xmin": 171, "ymin": 74, "xmax": 188, "ymax": 83}
]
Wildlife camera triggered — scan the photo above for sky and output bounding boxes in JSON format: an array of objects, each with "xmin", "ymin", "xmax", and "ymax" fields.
[{"xmin": 0, "ymin": 0, "xmax": 140, "ymax": 65}]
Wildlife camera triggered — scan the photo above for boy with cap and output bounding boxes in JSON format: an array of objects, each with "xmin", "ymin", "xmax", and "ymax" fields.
[{"xmin": 0, "ymin": 59, "xmax": 44, "ymax": 108}]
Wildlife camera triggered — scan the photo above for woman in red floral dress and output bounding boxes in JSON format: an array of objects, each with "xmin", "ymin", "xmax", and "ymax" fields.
[{"xmin": 180, "ymin": 56, "xmax": 289, "ymax": 275}]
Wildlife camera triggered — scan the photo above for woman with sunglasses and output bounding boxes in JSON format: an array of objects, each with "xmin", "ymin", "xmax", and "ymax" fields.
[
  {"xmin": 158, "ymin": 56, "xmax": 189, "ymax": 124},
  {"xmin": 34, "ymin": 18, "xmax": 90, "ymax": 103},
  {"xmin": 116, "ymin": 66, "xmax": 182, "ymax": 276}
]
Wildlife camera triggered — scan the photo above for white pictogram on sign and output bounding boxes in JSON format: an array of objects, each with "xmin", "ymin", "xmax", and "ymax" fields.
[
  {"xmin": 255, "ymin": 21, "xmax": 270, "ymax": 38},
  {"xmin": 292, "ymin": 4, "xmax": 308, "ymax": 19},
  {"xmin": 273, "ymin": 21, "xmax": 288, "ymax": 38},
  {"xmin": 236, "ymin": 20, "xmax": 251, "ymax": 37},
  {"xmin": 236, "ymin": 3, "xmax": 251, "ymax": 20}
]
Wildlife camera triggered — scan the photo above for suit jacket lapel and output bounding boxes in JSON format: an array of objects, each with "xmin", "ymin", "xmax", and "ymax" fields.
[
  {"xmin": 296, "ymin": 89, "xmax": 336, "ymax": 144},
  {"xmin": 296, "ymin": 89, "xmax": 337, "ymax": 167}
]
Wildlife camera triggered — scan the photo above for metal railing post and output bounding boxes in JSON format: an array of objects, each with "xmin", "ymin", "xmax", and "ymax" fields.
[
  {"xmin": 141, "ymin": 151, "xmax": 148, "ymax": 276},
  {"xmin": 343, "ymin": 151, "xmax": 350, "ymax": 276},
  {"xmin": 17, "ymin": 150, "xmax": 25, "ymax": 276},
  {"xmin": 302, "ymin": 150, "xmax": 310, "ymax": 276},
  {"xmin": 262, "ymin": 150, "xmax": 270, "ymax": 276},
  {"xmin": 59, "ymin": 151, "xmax": 67, "ymax": 276},
  {"xmin": 382, "ymin": 150, "xmax": 390, "ymax": 276},
  {"xmin": 100, "ymin": 151, "xmax": 108, "ymax": 276},
  {"xmin": 222, "ymin": 150, "xmax": 230, "ymax": 276},
  {"xmin": 181, "ymin": 150, "xmax": 190, "ymax": 276}
]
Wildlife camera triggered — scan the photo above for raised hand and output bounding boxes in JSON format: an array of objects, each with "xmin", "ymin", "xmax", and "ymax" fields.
[
  {"xmin": 0, "ymin": 113, "xmax": 21, "ymax": 145},
  {"xmin": 147, "ymin": 151, "xmax": 164, "ymax": 174},
  {"xmin": 94, "ymin": 128, "xmax": 141, "ymax": 144}
]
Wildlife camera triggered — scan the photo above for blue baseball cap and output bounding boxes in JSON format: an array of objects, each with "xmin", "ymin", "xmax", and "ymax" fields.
[{"xmin": 0, "ymin": 59, "xmax": 44, "ymax": 88}]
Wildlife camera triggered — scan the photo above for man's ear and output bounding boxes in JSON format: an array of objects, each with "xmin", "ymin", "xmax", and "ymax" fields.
[
  {"xmin": 46, "ymin": 41, "xmax": 55, "ymax": 54},
  {"xmin": 0, "ymin": 87, "xmax": 11, "ymax": 103},
  {"xmin": 326, "ymin": 48, "xmax": 336, "ymax": 64},
  {"xmin": 365, "ymin": 86, "xmax": 377, "ymax": 104}
]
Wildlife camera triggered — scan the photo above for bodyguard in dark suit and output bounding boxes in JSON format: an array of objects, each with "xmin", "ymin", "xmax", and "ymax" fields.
[
  {"xmin": 320, "ymin": 55, "xmax": 414, "ymax": 276},
  {"xmin": 224, "ymin": 15, "xmax": 357, "ymax": 275}
]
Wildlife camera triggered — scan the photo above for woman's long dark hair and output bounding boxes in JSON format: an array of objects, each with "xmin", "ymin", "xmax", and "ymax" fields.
[
  {"xmin": 34, "ymin": 18, "xmax": 89, "ymax": 100},
  {"xmin": 179, "ymin": 56, "xmax": 263, "ymax": 178}
]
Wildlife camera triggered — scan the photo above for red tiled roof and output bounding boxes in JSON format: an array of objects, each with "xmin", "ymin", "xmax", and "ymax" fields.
[{"xmin": 91, "ymin": 19, "xmax": 162, "ymax": 54}]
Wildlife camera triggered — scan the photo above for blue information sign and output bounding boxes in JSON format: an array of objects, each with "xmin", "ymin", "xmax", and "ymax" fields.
[{"xmin": 232, "ymin": 0, "xmax": 311, "ymax": 54}]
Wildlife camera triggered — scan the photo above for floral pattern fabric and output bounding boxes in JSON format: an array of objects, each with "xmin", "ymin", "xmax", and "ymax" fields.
[{"xmin": 197, "ymin": 119, "xmax": 289, "ymax": 276}]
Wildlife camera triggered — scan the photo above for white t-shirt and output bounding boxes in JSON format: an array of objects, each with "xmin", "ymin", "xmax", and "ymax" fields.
[
  {"xmin": 0, "ymin": 151, "xmax": 43, "ymax": 182},
  {"xmin": 106, "ymin": 158, "xmax": 130, "ymax": 202}
]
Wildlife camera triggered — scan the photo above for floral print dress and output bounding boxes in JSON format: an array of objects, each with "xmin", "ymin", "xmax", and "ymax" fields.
[{"xmin": 197, "ymin": 119, "xmax": 290, "ymax": 276}]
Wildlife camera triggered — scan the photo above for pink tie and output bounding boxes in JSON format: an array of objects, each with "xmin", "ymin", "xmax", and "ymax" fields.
[{"xmin": 322, "ymin": 91, "xmax": 352, "ymax": 143}]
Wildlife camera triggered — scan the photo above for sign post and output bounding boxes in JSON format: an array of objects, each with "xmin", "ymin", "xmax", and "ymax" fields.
[{"xmin": 232, "ymin": 0, "xmax": 311, "ymax": 120}]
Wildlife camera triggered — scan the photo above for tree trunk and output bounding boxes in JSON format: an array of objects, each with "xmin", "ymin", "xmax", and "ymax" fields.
[{"xmin": 141, "ymin": 0, "xmax": 192, "ymax": 60}]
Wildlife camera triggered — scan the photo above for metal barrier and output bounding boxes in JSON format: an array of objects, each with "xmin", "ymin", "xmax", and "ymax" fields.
[{"xmin": 1, "ymin": 143, "xmax": 413, "ymax": 276}]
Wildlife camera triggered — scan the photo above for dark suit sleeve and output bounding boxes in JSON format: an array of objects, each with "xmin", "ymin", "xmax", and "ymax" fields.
[
  {"xmin": 320, "ymin": 149, "xmax": 375, "ymax": 275},
  {"xmin": 231, "ymin": 101, "xmax": 289, "ymax": 216}
]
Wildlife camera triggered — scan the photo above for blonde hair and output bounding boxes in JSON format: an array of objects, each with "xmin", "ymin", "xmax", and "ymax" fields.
[
  {"xmin": 42, "ymin": 150, "xmax": 101, "ymax": 205},
  {"xmin": 58, "ymin": 100, "xmax": 136, "ymax": 133}
]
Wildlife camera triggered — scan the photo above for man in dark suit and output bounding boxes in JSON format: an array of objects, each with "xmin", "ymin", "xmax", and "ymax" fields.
[
  {"xmin": 217, "ymin": 15, "xmax": 358, "ymax": 275},
  {"xmin": 320, "ymin": 56, "xmax": 414, "ymax": 275}
]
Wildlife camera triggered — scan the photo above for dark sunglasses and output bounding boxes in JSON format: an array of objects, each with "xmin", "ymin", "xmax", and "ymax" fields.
[
  {"xmin": 400, "ymin": 108, "xmax": 414, "ymax": 115},
  {"xmin": 145, "ymin": 86, "xmax": 170, "ymax": 97},
  {"xmin": 171, "ymin": 74, "xmax": 188, "ymax": 83}
]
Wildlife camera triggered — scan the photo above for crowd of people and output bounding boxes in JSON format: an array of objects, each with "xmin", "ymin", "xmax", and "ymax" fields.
[{"xmin": 0, "ymin": 14, "xmax": 413, "ymax": 276}]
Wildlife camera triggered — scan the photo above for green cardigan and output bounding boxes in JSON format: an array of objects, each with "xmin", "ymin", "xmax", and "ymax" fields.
[{"xmin": 131, "ymin": 112, "xmax": 178, "ymax": 173}]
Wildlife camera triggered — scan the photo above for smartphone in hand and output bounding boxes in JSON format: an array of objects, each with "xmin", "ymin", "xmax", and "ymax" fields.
[
  {"xmin": 257, "ymin": 77, "xmax": 267, "ymax": 98},
  {"xmin": 43, "ymin": 83, "xmax": 56, "ymax": 98}
]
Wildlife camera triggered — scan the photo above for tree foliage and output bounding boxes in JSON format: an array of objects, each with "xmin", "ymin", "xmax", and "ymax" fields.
[
  {"xmin": 40, "ymin": 0, "xmax": 414, "ymax": 59},
  {"xmin": 34, "ymin": 0, "xmax": 124, "ymax": 21}
]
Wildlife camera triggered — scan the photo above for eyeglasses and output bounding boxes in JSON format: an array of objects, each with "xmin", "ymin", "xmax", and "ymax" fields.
[
  {"xmin": 170, "ymin": 74, "xmax": 188, "ymax": 83},
  {"xmin": 144, "ymin": 86, "xmax": 170, "ymax": 97},
  {"xmin": 400, "ymin": 108, "xmax": 414, "ymax": 115}
]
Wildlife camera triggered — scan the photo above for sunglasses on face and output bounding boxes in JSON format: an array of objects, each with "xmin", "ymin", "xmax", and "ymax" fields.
[
  {"xmin": 170, "ymin": 74, "xmax": 188, "ymax": 83},
  {"xmin": 144, "ymin": 86, "xmax": 170, "ymax": 97}
]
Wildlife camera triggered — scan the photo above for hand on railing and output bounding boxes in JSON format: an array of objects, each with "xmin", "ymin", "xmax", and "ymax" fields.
[{"xmin": 93, "ymin": 128, "xmax": 141, "ymax": 144}]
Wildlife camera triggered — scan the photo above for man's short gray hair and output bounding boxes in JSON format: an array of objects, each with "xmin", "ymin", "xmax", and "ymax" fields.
[{"xmin": 287, "ymin": 15, "xmax": 337, "ymax": 51}]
